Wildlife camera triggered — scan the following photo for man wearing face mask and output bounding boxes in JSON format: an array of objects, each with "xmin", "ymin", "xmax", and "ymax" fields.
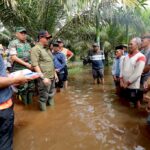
[
  {"xmin": 31, "ymin": 30, "xmax": 57, "ymax": 111},
  {"xmin": 8, "ymin": 27, "xmax": 34, "ymax": 105}
]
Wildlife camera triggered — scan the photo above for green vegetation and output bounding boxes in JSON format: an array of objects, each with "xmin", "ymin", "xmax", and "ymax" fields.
[
  {"xmin": 0, "ymin": 0, "xmax": 150, "ymax": 63},
  {"xmin": 68, "ymin": 65, "xmax": 83, "ymax": 75}
]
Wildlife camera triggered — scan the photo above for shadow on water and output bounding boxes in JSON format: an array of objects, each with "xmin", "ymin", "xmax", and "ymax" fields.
[{"xmin": 13, "ymin": 67, "xmax": 150, "ymax": 150}]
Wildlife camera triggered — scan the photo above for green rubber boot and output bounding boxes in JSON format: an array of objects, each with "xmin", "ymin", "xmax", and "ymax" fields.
[
  {"xmin": 21, "ymin": 94, "xmax": 28, "ymax": 105},
  {"xmin": 39, "ymin": 102, "xmax": 46, "ymax": 111},
  {"xmin": 27, "ymin": 92, "xmax": 33, "ymax": 104},
  {"xmin": 47, "ymin": 98, "xmax": 55, "ymax": 106}
]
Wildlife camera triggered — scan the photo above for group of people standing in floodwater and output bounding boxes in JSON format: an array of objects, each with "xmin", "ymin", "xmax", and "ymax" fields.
[
  {"xmin": 111, "ymin": 35, "xmax": 150, "ymax": 126},
  {"xmin": 0, "ymin": 27, "xmax": 73, "ymax": 150},
  {"xmin": 1, "ymin": 26, "xmax": 150, "ymax": 150},
  {"xmin": 85, "ymin": 35, "xmax": 150, "ymax": 127}
]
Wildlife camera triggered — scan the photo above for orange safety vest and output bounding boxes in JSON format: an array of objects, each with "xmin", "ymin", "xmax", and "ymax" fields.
[{"xmin": 0, "ymin": 98, "xmax": 13, "ymax": 110}]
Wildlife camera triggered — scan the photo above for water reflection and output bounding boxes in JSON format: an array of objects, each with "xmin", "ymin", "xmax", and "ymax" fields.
[{"xmin": 13, "ymin": 68, "xmax": 150, "ymax": 150}]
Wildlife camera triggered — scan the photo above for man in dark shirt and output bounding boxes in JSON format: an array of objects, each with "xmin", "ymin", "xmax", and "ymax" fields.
[{"xmin": 88, "ymin": 43, "xmax": 105, "ymax": 84}]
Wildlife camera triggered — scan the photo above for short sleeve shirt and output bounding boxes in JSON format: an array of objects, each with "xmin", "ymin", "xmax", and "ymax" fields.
[
  {"xmin": 8, "ymin": 39, "xmax": 31, "ymax": 61},
  {"xmin": 89, "ymin": 50, "xmax": 105, "ymax": 69},
  {"xmin": 8, "ymin": 39, "xmax": 31, "ymax": 70}
]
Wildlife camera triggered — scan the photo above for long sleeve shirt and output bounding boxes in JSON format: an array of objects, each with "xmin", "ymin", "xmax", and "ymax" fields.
[
  {"xmin": 53, "ymin": 51, "xmax": 66, "ymax": 73},
  {"xmin": 112, "ymin": 58, "xmax": 120, "ymax": 77},
  {"xmin": 120, "ymin": 52, "xmax": 146, "ymax": 89}
]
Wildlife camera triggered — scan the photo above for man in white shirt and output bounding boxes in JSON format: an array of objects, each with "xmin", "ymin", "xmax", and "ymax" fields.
[{"xmin": 120, "ymin": 37, "xmax": 146, "ymax": 107}]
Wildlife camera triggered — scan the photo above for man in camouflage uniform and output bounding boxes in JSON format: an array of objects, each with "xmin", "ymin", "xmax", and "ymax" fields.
[
  {"xmin": 8, "ymin": 27, "xmax": 34, "ymax": 105},
  {"xmin": 31, "ymin": 30, "xmax": 56, "ymax": 111}
]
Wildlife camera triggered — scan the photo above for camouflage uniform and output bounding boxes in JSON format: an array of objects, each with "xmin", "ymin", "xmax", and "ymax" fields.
[
  {"xmin": 31, "ymin": 43, "xmax": 55, "ymax": 110},
  {"xmin": 8, "ymin": 39, "xmax": 34, "ymax": 105}
]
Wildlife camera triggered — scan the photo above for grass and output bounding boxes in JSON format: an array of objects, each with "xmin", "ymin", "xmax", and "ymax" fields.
[{"xmin": 68, "ymin": 62, "xmax": 84, "ymax": 75}]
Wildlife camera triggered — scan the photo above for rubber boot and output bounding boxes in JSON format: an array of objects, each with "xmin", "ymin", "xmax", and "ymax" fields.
[
  {"xmin": 39, "ymin": 102, "xmax": 46, "ymax": 111},
  {"xmin": 47, "ymin": 98, "xmax": 55, "ymax": 106},
  {"xmin": 21, "ymin": 94, "xmax": 28, "ymax": 105},
  {"xmin": 27, "ymin": 92, "xmax": 33, "ymax": 104}
]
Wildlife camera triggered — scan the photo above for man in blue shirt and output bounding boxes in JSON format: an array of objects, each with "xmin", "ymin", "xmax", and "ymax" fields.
[
  {"xmin": 0, "ymin": 54, "xmax": 30, "ymax": 150},
  {"xmin": 88, "ymin": 43, "xmax": 105, "ymax": 84},
  {"xmin": 53, "ymin": 42, "xmax": 66, "ymax": 92},
  {"xmin": 112, "ymin": 49, "xmax": 123, "ymax": 94}
]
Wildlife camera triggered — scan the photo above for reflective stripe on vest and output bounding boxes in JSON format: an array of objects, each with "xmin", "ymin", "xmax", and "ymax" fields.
[{"xmin": 0, "ymin": 99, "xmax": 13, "ymax": 110}]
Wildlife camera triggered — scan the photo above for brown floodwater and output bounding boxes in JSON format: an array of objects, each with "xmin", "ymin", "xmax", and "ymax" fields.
[{"xmin": 13, "ymin": 67, "xmax": 150, "ymax": 150}]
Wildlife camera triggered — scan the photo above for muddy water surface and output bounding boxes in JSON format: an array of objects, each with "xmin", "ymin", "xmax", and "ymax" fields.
[{"xmin": 14, "ymin": 67, "xmax": 150, "ymax": 150}]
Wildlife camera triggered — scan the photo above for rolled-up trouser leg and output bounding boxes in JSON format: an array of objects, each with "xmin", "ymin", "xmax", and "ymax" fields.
[{"xmin": 0, "ymin": 107, "xmax": 14, "ymax": 150}]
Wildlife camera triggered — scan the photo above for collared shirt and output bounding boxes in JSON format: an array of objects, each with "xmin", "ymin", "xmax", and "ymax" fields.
[
  {"xmin": 112, "ymin": 58, "xmax": 120, "ymax": 77},
  {"xmin": 0, "ymin": 55, "xmax": 13, "ymax": 105},
  {"xmin": 31, "ymin": 43, "xmax": 55, "ymax": 78}
]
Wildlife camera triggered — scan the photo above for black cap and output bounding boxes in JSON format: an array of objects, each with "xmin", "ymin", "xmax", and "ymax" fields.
[
  {"xmin": 53, "ymin": 42, "xmax": 59, "ymax": 47},
  {"xmin": 38, "ymin": 30, "xmax": 52, "ymax": 39},
  {"xmin": 115, "ymin": 45, "xmax": 124, "ymax": 50}
]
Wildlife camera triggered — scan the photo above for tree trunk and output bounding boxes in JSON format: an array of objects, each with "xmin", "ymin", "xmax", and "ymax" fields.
[
  {"xmin": 96, "ymin": 13, "xmax": 100, "ymax": 45},
  {"xmin": 125, "ymin": 23, "xmax": 129, "ymax": 44}
]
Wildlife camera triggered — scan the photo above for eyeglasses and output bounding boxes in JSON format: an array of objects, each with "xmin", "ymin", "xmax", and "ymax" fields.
[
  {"xmin": 39, "ymin": 35, "xmax": 52, "ymax": 40},
  {"xmin": 46, "ymin": 36, "xmax": 52, "ymax": 40}
]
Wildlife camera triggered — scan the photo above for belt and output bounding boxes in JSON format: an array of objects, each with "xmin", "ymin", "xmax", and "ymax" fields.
[{"xmin": 0, "ymin": 98, "xmax": 13, "ymax": 110}]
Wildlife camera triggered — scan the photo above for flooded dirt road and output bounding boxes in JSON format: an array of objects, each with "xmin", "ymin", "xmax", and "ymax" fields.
[{"xmin": 14, "ymin": 67, "xmax": 150, "ymax": 150}]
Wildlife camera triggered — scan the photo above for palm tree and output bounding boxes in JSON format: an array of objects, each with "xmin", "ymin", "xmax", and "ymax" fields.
[
  {"xmin": 0, "ymin": 0, "xmax": 65, "ymax": 37},
  {"xmin": 60, "ymin": 0, "xmax": 148, "ymax": 44}
]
